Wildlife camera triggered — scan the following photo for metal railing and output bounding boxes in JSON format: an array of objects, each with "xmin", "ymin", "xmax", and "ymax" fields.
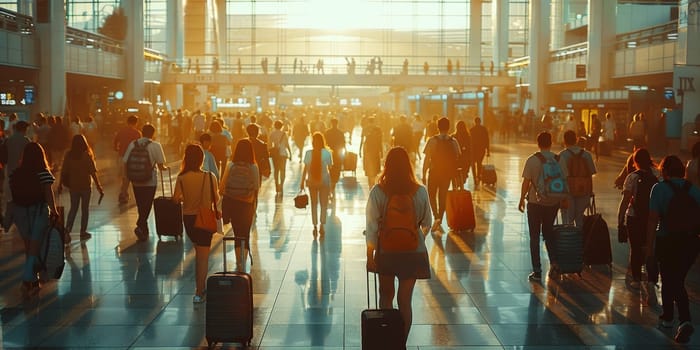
[
  {"xmin": 65, "ymin": 27, "xmax": 123, "ymax": 54},
  {"xmin": 0, "ymin": 7, "xmax": 34, "ymax": 34}
]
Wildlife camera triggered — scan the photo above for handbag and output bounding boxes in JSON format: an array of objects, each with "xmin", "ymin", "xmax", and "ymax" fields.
[
  {"xmin": 294, "ymin": 190, "xmax": 309, "ymax": 209},
  {"xmin": 194, "ymin": 172, "xmax": 222, "ymax": 233}
]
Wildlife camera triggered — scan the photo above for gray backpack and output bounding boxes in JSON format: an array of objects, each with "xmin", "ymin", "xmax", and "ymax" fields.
[{"xmin": 224, "ymin": 162, "xmax": 256, "ymax": 202}]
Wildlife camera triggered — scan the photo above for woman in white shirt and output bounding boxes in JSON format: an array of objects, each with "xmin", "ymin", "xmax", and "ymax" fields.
[{"xmin": 300, "ymin": 132, "xmax": 333, "ymax": 237}]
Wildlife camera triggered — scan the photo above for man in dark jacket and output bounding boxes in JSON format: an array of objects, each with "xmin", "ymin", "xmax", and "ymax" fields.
[{"xmin": 470, "ymin": 117, "xmax": 490, "ymax": 189}]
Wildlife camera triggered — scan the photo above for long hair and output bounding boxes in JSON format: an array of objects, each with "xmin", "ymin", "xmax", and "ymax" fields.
[
  {"xmin": 376, "ymin": 147, "xmax": 419, "ymax": 194},
  {"xmin": 67, "ymin": 134, "xmax": 94, "ymax": 161},
  {"xmin": 179, "ymin": 144, "xmax": 204, "ymax": 175},
  {"xmin": 310, "ymin": 132, "xmax": 326, "ymax": 181},
  {"xmin": 454, "ymin": 120, "xmax": 470, "ymax": 139},
  {"xmin": 233, "ymin": 138, "xmax": 255, "ymax": 164},
  {"xmin": 19, "ymin": 142, "xmax": 50, "ymax": 173}
]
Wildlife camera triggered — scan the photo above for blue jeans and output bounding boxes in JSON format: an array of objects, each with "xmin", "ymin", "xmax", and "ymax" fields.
[
  {"xmin": 526, "ymin": 202, "xmax": 560, "ymax": 273},
  {"xmin": 562, "ymin": 195, "xmax": 590, "ymax": 228},
  {"xmin": 66, "ymin": 189, "xmax": 91, "ymax": 233}
]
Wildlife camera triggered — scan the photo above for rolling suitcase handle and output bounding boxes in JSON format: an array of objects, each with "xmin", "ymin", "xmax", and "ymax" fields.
[
  {"xmin": 366, "ymin": 270, "xmax": 379, "ymax": 309},
  {"xmin": 221, "ymin": 235, "xmax": 253, "ymax": 273},
  {"xmin": 159, "ymin": 167, "xmax": 174, "ymax": 197}
]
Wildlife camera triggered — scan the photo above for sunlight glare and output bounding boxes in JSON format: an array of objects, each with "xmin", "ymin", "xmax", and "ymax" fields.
[{"xmin": 286, "ymin": 0, "xmax": 383, "ymax": 30}]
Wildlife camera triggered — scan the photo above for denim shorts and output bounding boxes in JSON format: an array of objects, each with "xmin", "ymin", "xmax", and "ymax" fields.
[{"xmin": 13, "ymin": 202, "xmax": 50, "ymax": 241}]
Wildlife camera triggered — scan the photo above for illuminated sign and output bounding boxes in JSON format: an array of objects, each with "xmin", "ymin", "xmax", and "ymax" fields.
[{"xmin": 0, "ymin": 93, "xmax": 16, "ymax": 106}]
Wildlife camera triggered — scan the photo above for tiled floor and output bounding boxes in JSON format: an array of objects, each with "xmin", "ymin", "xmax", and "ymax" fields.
[{"xmin": 2, "ymin": 131, "xmax": 700, "ymax": 349}]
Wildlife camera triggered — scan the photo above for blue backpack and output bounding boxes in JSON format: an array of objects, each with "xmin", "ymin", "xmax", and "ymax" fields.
[{"xmin": 534, "ymin": 152, "xmax": 568, "ymax": 201}]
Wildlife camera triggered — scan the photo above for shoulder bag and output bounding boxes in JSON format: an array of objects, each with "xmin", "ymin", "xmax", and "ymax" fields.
[{"xmin": 194, "ymin": 172, "xmax": 223, "ymax": 233}]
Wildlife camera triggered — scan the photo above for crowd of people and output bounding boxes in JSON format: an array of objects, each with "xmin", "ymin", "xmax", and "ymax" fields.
[{"xmin": 4, "ymin": 104, "xmax": 700, "ymax": 346}]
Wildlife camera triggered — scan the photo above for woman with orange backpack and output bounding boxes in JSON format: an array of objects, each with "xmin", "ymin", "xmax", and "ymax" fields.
[{"xmin": 365, "ymin": 147, "xmax": 432, "ymax": 345}]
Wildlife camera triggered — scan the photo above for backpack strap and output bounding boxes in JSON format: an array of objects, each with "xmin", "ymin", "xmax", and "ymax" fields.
[{"xmin": 535, "ymin": 152, "xmax": 545, "ymax": 163}]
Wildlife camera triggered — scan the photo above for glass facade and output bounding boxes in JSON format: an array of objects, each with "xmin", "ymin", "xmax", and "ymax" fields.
[
  {"xmin": 224, "ymin": 0, "xmax": 477, "ymax": 74},
  {"xmin": 0, "ymin": 0, "xmax": 531, "ymax": 73},
  {"xmin": 144, "ymin": 0, "xmax": 167, "ymax": 52},
  {"xmin": 64, "ymin": 0, "xmax": 119, "ymax": 32}
]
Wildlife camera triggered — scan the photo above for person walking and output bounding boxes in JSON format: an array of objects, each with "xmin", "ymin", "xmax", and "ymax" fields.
[
  {"xmin": 366, "ymin": 147, "xmax": 432, "ymax": 346},
  {"xmin": 300, "ymin": 132, "xmax": 333, "ymax": 238},
  {"xmin": 172, "ymin": 144, "xmax": 220, "ymax": 304},
  {"xmin": 617, "ymin": 148, "xmax": 658, "ymax": 291},
  {"xmin": 422, "ymin": 117, "xmax": 460, "ymax": 233},
  {"xmin": 122, "ymin": 124, "xmax": 167, "ymax": 241},
  {"xmin": 199, "ymin": 133, "xmax": 220, "ymax": 180},
  {"xmin": 59, "ymin": 134, "xmax": 104, "ymax": 241},
  {"xmin": 452, "ymin": 120, "xmax": 472, "ymax": 189},
  {"xmin": 10, "ymin": 143, "xmax": 59, "ymax": 298},
  {"xmin": 629, "ymin": 113, "xmax": 646, "ymax": 149},
  {"xmin": 646, "ymin": 155, "xmax": 700, "ymax": 344},
  {"xmin": 220, "ymin": 139, "xmax": 259, "ymax": 271},
  {"xmin": 293, "ymin": 115, "xmax": 310, "ymax": 161},
  {"xmin": 324, "ymin": 118, "xmax": 346, "ymax": 199},
  {"xmin": 518, "ymin": 132, "xmax": 561, "ymax": 281},
  {"xmin": 268, "ymin": 120, "xmax": 292, "ymax": 194},
  {"xmin": 360, "ymin": 117, "xmax": 383, "ymax": 188},
  {"xmin": 470, "ymin": 117, "xmax": 490, "ymax": 190},
  {"xmin": 558, "ymin": 130, "xmax": 596, "ymax": 228},
  {"xmin": 113, "ymin": 115, "xmax": 141, "ymax": 204}
]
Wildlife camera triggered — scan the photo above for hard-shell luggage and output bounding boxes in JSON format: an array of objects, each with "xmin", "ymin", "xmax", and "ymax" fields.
[
  {"xmin": 481, "ymin": 158, "xmax": 497, "ymax": 186},
  {"xmin": 343, "ymin": 151, "xmax": 358, "ymax": 176},
  {"xmin": 206, "ymin": 236, "xmax": 254, "ymax": 349},
  {"xmin": 153, "ymin": 168, "xmax": 183, "ymax": 240},
  {"xmin": 446, "ymin": 189, "xmax": 476, "ymax": 232},
  {"xmin": 361, "ymin": 271, "xmax": 405, "ymax": 349},
  {"xmin": 582, "ymin": 196, "xmax": 612, "ymax": 267},
  {"xmin": 553, "ymin": 224, "xmax": 584, "ymax": 276}
]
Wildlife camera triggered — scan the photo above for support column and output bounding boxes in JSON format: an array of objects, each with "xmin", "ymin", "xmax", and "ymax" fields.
[
  {"xmin": 166, "ymin": 0, "xmax": 184, "ymax": 64},
  {"xmin": 35, "ymin": 0, "xmax": 65, "ymax": 115},
  {"xmin": 528, "ymin": 0, "xmax": 551, "ymax": 116},
  {"xmin": 166, "ymin": 0, "xmax": 184, "ymax": 108},
  {"xmin": 586, "ymin": 0, "xmax": 616, "ymax": 90},
  {"xmin": 123, "ymin": 1, "xmax": 145, "ymax": 101},
  {"xmin": 216, "ymin": 0, "xmax": 228, "ymax": 66},
  {"xmin": 551, "ymin": 0, "xmax": 565, "ymax": 49},
  {"xmin": 675, "ymin": 0, "xmax": 700, "ymax": 150},
  {"xmin": 492, "ymin": 0, "xmax": 509, "ymax": 74},
  {"xmin": 469, "ymin": 0, "xmax": 482, "ymax": 70}
]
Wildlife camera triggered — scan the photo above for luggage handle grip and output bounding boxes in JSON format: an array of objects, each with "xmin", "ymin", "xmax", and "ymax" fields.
[
  {"xmin": 366, "ymin": 270, "xmax": 378, "ymax": 309},
  {"xmin": 222, "ymin": 235, "xmax": 253, "ymax": 273},
  {"xmin": 159, "ymin": 167, "xmax": 173, "ymax": 197}
]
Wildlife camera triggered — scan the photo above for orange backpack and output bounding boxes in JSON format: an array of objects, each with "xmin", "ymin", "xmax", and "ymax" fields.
[{"xmin": 379, "ymin": 187, "xmax": 419, "ymax": 253}]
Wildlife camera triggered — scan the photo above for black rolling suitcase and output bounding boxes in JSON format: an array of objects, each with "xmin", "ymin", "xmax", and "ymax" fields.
[
  {"xmin": 206, "ymin": 236, "xmax": 253, "ymax": 348},
  {"xmin": 153, "ymin": 168, "xmax": 183, "ymax": 240},
  {"xmin": 582, "ymin": 196, "xmax": 613, "ymax": 267},
  {"xmin": 361, "ymin": 271, "xmax": 405, "ymax": 349},
  {"xmin": 481, "ymin": 157, "xmax": 497, "ymax": 187},
  {"xmin": 552, "ymin": 224, "xmax": 584, "ymax": 277}
]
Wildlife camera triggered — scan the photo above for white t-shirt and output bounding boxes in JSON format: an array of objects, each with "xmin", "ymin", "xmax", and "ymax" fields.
[
  {"xmin": 303, "ymin": 148, "xmax": 333, "ymax": 187},
  {"xmin": 122, "ymin": 137, "xmax": 166, "ymax": 187}
]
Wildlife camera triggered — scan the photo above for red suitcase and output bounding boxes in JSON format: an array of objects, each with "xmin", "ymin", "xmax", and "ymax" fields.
[{"xmin": 446, "ymin": 189, "xmax": 476, "ymax": 232}]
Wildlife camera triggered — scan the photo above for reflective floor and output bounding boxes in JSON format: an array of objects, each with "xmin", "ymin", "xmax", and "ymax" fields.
[{"xmin": 1, "ymin": 131, "xmax": 700, "ymax": 349}]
